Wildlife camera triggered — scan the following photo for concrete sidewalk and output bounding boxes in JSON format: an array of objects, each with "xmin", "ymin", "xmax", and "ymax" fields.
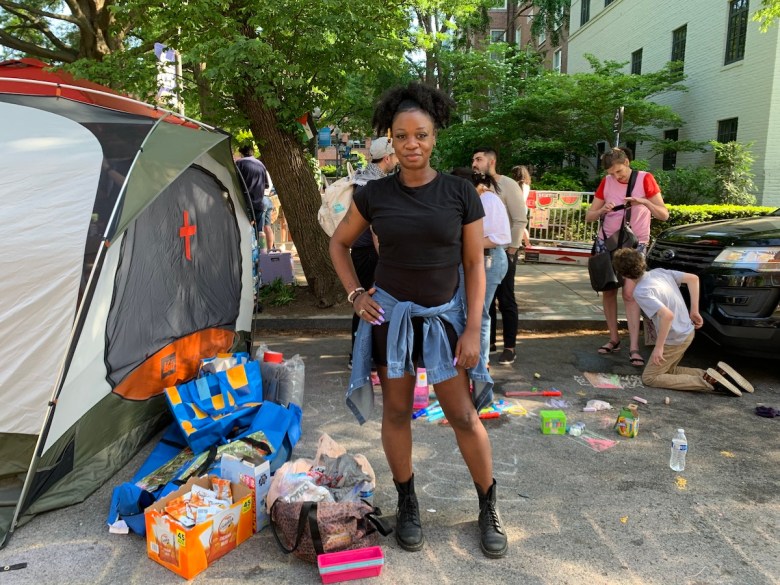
[{"xmin": 257, "ymin": 252, "xmax": 621, "ymax": 333}]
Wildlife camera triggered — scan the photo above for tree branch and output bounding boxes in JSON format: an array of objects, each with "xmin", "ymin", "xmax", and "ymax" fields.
[
  {"xmin": 0, "ymin": 29, "xmax": 78, "ymax": 62},
  {"xmin": 0, "ymin": 0, "xmax": 80, "ymax": 25},
  {"xmin": 69, "ymin": 0, "xmax": 96, "ymax": 34}
]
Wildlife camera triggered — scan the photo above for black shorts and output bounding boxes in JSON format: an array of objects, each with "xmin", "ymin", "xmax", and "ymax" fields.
[{"xmin": 371, "ymin": 317, "xmax": 459, "ymax": 368}]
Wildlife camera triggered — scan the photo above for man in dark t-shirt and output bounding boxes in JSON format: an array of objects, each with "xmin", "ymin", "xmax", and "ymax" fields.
[{"xmin": 235, "ymin": 144, "xmax": 268, "ymax": 226}]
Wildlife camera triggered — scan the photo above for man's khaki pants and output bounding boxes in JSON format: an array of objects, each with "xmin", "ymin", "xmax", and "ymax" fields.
[{"xmin": 641, "ymin": 331, "xmax": 713, "ymax": 392}]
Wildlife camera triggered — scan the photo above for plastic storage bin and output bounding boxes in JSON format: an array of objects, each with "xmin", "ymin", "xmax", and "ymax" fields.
[{"xmin": 317, "ymin": 546, "xmax": 384, "ymax": 584}]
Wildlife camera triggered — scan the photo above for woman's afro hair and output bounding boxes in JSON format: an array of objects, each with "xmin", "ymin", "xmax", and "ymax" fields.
[{"xmin": 372, "ymin": 82, "xmax": 456, "ymax": 135}]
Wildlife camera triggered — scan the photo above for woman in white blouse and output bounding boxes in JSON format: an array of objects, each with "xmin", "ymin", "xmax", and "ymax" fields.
[{"xmin": 454, "ymin": 168, "xmax": 511, "ymax": 366}]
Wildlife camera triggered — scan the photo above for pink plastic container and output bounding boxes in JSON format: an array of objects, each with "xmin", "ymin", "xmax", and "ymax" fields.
[{"xmin": 317, "ymin": 546, "xmax": 384, "ymax": 584}]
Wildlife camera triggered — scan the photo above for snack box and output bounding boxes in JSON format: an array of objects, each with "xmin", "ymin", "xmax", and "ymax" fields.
[
  {"xmin": 145, "ymin": 476, "xmax": 254, "ymax": 580},
  {"xmin": 317, "ymin": 546, "xmax": 384, "ymax": 584},
  {"xmin": 540, "ymin": 409, "xmax": 567, "ymax": 435},
  {"xmin": 220, "ymin": 453, "xmax": 271, "ymax": 532}
]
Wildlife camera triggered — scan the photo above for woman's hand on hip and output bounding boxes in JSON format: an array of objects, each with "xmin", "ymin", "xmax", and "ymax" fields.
[{"xmin": 353, "ymin": 288, "xmax": 385, "ymax": 326}]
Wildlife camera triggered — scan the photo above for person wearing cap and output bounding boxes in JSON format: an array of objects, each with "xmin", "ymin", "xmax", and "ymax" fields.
[
  {"xmin": 235, "ymin": 143, "xmax": 269, "ymax": 230},
  {"xmin": 347, "ymin": 137, "xmax": 398, "ymax": 369}
]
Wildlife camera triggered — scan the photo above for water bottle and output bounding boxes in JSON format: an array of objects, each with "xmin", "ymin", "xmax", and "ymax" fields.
[
  {"xmin": 257, "ymin": 230, "xmax": 268, "ymax": 254},
  {"xmin": 413, "ymin": 368, "xmax": 429, "ymax": 410},
  {"xmin": 669, "ymin": 428, "xmax": 688, "ymax": 471}
]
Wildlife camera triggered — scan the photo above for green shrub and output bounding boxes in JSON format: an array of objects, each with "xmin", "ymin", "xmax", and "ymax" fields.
[
  {"xmin": 535, "ymin": 171, "xmax": 587, "ymax": 191},
  {"xmin": 653, "ymin": 167, "xmax": 719, "ymax": 205},
  {"xmin": 258, "ymin": 278, "xmax": 296, "ymax": 306},
  {"xmin": 711, "ymin": 141, "xmax": 757, "ymax": 205}
]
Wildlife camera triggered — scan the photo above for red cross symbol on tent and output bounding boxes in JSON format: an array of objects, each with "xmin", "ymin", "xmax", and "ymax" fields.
[{"xmin": 178, "ymin": 210, "xmax": 197, "ymax": 261}]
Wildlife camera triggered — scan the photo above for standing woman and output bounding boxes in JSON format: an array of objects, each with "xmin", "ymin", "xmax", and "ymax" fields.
[
  {"xmin": 452, "ymin": 169, "xmax": 511, "ymax": 367},
  {"xmin": 329, "ymin": 83, "xmax": 508, "ymax": 558},
  {"xmin": 585, "ymin": 147, "xmax": 669, "ymax": 366},
  {"xmin": 512, "ymin": 165, "xmax": 532, "ymax": 248}
]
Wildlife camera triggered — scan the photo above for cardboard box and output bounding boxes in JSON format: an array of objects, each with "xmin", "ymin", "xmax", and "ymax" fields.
[
  {"xmin": 145, "ymin": 476, "xmax": 254, "ymax": 580},
  {"xmin": 220, "ymin": 453, "xmax": 271, "ymax": 532}
]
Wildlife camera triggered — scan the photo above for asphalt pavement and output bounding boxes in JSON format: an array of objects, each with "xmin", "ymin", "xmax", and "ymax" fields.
[{"xmin": 1, "ymin": 258, "xmax": 778, "ymax": 585}]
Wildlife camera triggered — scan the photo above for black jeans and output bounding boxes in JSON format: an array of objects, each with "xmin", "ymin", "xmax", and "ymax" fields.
[
  {"xmin": 350, "ymin": 246, "xmax": 379, "ymax": 356},
  {"xmin": 489, "ymin": 249, "xmax": 518, "ymax": 349}
]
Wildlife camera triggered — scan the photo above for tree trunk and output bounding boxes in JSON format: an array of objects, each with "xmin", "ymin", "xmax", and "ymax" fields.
[{"xmin": 236, "ymin": 93, "xmax": 343, "ymax": 307}]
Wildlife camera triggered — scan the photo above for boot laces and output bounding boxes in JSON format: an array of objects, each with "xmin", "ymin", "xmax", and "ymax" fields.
[
  {"xmin": 481, "ymin": 501, "xmax": 501, "ymax": 531},
  {"xmin": 398, "ymin": 494, "xmax": 421, "ymax": 527}
]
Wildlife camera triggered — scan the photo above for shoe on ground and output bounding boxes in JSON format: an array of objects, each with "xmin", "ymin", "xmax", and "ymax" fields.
[
  {"xmin": 490, "ymin": 343, "xmax": 497, "ymax": 352},
  {"xmin": 704, "ymin": 368, "xmax": 742, "ymax": 397},
  {"xmin": 347, "ymin": 356, "xmax": 352, "ymax": 370},
  {"xmin": 394, "ymin": 475, "xmax": 424, "ymax": 552},
  {"xmin": 716, "ymin": 361, "xmax": 754, "ymax": 393},
  {"xmin": 498, "ymin": 348, "xmax": 515, "ymax": 365},
  {"xmin": 476, "ymin": 479, "xmax": 508, "ymax": 558}
]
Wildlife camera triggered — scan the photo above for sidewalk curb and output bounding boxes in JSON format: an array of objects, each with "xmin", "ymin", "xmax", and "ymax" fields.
[{"xmin": 254, "ymin": 316, "xmax": 614, "ymax": 333}]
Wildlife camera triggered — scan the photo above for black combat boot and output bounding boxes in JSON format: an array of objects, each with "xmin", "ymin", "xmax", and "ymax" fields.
[
  {"xmin": 476, "ymin": 479, "xmax": 508, "ymax": 558},
  {"xmin": 393, "ymin": 475, "xmax": 424, "ymax": 551}
]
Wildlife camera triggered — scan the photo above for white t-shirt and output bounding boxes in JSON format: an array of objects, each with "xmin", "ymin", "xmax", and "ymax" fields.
[
  {"xmin": 481, "ymin": 191, "xmax": 511, "ymax": 246},
  {"xmin": 633, "ymin": 269, "xmax": 694, "ymax": 346}
]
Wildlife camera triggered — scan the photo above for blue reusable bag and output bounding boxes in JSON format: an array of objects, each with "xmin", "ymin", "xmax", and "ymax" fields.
[{"xmin": 164, "ymin": 360, "xmax": 263, "ymax": 454}]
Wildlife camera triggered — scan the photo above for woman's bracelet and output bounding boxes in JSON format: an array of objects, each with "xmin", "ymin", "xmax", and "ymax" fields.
[{"xmin": 347, "ymin": 287, "xmax": 366, "ymax": 304}]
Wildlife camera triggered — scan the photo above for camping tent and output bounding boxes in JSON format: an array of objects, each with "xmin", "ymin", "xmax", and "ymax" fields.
[{"xmin": 0, "ymin": 59, "xmax": 256, "ymax": 547}]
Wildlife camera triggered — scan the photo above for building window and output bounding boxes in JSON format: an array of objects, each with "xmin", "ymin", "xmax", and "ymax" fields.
[
  {"xmin": 490, "ymin": 29, "xmax": 506, "ymax": 42},
  {"xmin": 663, "ymin": 129, "xmax": 679, "ymax": 170},
  {"xmin": 515, "ymin": 29, "xmax": 521, "ymax": 45},
  {"xmin": 581, "ymin": 0, "xmax": 591, "ymax": 25},
  {"xmin": 625, "ymin": 140, "xmax": 637, "ymax": 159},
  {"xmin": 717, "ymin": 118, "xmax": 739, "ymax": 143},
  {"xmin": 489, "ymin": 0, "xmax": 508, "ymax": 9},
  {"xmin": 725, "ymin": 0, "xmax": 749, "ymax": 65},
  {"xmin": 554, "ymin": 5, "xmax": 565, "ymax": 30},
  {"xmin": 671, "ymin": 25, "xmax": 687, "ymax": 73},
  {"xmin": 605, "ymin": 0, "xmax": 614, "ymax": 6},
  {"xmin": 553, "ymin": 49, "xmax": 562, "ymax": 72},
  {"xmin": 538, "ymin": 28, "xmax": 546, "ymax": 44},
  {"xmin": 631, "ymin": 49, "xmax": 643, "ymax": 74}
]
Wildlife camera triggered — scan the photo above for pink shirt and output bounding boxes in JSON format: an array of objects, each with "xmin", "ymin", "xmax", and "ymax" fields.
[{"xmin": 595, "ymin": 171, "xmax": 661, "ymax": 243}]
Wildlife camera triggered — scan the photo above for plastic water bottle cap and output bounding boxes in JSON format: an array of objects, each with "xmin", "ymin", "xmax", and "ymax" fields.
[{"xmin": 264, "ymin": 351, "xmax": 284, "ymax": 363}]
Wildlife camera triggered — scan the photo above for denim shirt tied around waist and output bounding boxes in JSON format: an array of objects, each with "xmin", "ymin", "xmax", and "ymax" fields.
[{"xmin": 346, "ymin": 286, "xmax": 493, "ymax": 424}]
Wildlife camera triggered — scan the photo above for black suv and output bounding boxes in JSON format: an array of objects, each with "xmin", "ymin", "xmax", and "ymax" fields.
[{"xmin": 646, "ymin": 209, "xmax": 780, "ymax": 358}]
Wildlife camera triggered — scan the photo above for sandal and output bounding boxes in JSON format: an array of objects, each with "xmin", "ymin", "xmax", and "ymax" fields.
[
  {"xmin": 629, "ymin": 351, "xmax": 645, "ymax": 367},
  {"xmin": 598, "ymin": 339, "xmax": 621, "ymax": 354}
]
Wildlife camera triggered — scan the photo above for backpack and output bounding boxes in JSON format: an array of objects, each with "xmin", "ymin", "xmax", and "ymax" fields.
[{"xmin": 317, "ymin": 176, "xmax": 355, "ymax": 236}]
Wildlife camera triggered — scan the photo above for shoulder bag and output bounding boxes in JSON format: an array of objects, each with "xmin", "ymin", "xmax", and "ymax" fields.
[{"xmin": 588, "ymin": 170, "xmax": 639, "ymax": 292}]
